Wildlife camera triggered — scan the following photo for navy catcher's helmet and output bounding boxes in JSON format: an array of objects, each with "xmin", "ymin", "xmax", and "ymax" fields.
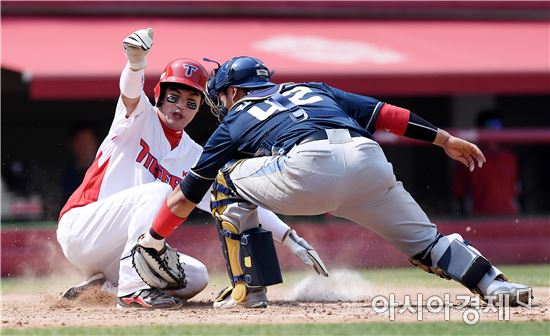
[{"xmin": 203, "ymin": 56, "xmax": 275, "ymax": 121}]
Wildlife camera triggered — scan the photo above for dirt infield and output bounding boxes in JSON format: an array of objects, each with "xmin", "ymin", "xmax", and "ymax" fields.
[{"xmin": 2, "ymin": 273, "xmax": 548, "ymax": 329}]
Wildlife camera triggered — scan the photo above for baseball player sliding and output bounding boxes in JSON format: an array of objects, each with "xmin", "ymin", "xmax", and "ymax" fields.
[
  {"xmin": 135, "ymin": 56, "xmax": 532, "ymax": 309},
  {"xmin": 57, "ymin": 29, "xmax": 327, "ymax": 310}
]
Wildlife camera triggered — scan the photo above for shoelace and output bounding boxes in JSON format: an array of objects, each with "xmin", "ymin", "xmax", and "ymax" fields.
[{"xmin": 141, "ymin": 288, "xmax": 165, "ymax": 300}]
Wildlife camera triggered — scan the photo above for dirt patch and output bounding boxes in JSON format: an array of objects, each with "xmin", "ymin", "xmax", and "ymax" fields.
[{"xmin": 2, "ymin": 280, "xmax": 548, "ymax": 329}]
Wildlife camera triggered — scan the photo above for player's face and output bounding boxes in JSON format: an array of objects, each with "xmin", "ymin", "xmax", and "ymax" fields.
[
  {"xmin": 218, "ymin": 89, "xmax": 231, "ymax": 110},
  {"xmin": 158, "ymin": 88, "xmax": 201, "ymax": 130},
  {"xmin": 218, "ymin": 87, "xmax": 243, "ymax": 110}
]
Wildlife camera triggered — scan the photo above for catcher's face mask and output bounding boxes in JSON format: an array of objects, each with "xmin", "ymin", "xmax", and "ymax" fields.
[
  {"xmin": 203, "ymin": 58, "xmax": 228, "ymax": 122},
  {"xmin": 203, "ymin": 56, "xmax": 275, "ymax": 122}
]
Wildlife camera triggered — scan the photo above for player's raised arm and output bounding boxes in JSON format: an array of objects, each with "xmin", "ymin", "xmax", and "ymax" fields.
[
  {"xmin": 373, "ymin": 104, "xmax": 486, "ymax": 171},
  {"xmin": 120, "ymin": 28, "xmax": 154, "ymax": 116}
]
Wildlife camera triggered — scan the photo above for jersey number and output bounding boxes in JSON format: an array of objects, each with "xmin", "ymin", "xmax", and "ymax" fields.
[{"xmin": 247, "ymin": 86, "xmax": 323, "ymax": 121}]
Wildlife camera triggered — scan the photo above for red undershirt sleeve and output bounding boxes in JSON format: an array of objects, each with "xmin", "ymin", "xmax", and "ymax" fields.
[
  {"xmin": 151, "ymin": 200, "xmax": 187, "ymax": 238},
  {"xmin": 374, "ymin": 104, "xmax": 438, "ymax": 142},
  {"xmin": 374, "ymin": 104, "xmax": 411, "ymax": 136}
]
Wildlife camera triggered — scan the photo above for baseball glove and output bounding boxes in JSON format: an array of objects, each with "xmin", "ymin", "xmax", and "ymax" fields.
[{"xmin": 131, "ymin": 242, "xmax": 187, "ymax": 290}]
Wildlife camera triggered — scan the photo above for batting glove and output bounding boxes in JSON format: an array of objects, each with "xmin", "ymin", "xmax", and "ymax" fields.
[
  {"xmin": 283, "ymin": 230, "xmax": 329, "ymax": 277},
  {"xmin": 123, "ymin": 28, "xmax": 154, "ymax": 71}
]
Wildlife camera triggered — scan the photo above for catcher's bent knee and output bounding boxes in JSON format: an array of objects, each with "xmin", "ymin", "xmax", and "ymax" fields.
[{"xmin": 409, "ymin": 233, "xmax": 492, "ymax": 290}]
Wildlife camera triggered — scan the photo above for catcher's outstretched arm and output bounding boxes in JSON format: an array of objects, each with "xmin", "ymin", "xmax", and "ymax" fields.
[
  {"xmin": 433, "ymin": 129, "xmax": 486, "ymax": 172},
  {"xmin": 373, "ymin": 104, "xmax": 486, "ymax": 172}
]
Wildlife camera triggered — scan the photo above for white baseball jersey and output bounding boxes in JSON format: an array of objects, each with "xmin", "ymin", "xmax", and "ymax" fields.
[
  {"xmin": 57, "ymin": 88, "xmax": 290, "ymax": 297},
  {"xmin": 60, "ymin": 92, "xmax": 202, "ymax": 218},
  {"xmin": 58, "ymin": 92, "xmax": 213, "ymax": 297},
  {"xmin": 59, "ymin": 93, "xmax": 288, "ymax": 241}
]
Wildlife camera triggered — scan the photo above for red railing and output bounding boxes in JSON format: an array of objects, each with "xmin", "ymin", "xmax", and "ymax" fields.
[{"xmin": 376, "ymin": 128, "xmax": 550, "ymax": 145}]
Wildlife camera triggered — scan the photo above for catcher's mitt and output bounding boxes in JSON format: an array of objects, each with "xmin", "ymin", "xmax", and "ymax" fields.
[{"xmin": 131, "ymin": 242, "xmax": 187, "ymax": 290}]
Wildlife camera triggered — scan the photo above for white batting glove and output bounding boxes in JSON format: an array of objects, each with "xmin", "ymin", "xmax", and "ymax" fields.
[
  {"xmin": 123, "ymin": 28, "xmax": 154, "ymax": 71},
  {"xmin": 283, "ymin": 229, "xmax": 329, "ymax": 277}
]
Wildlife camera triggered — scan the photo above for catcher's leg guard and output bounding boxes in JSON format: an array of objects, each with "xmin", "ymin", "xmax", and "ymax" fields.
[
  {"xmin": 211, "ymin": 161, "xmax": 282, "ymax": 304},
  {"xmin": 214, "ymin": 216, "xmax": 248, "ymax": 303},
  {"xmin": 409, "ymin": 233, "xmax": 492, "ymax": 290},
  {"xmin": 411, "ymin": 233, "xmax": 532, "ymax": 305},
  {"xmin": 239, "ymin": 227, "xmax": 283, "ymax": 286}
]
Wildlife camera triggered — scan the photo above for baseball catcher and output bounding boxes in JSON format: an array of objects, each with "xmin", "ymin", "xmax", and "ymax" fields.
[{"xmin": 135, "ymin": 55, "xmax": 531, "ymax": 309}]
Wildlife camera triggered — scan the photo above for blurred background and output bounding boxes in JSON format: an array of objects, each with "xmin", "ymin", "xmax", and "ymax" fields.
[{"xmin": 1, "ymin": 1, "xmax": 549, "ymax": 277}]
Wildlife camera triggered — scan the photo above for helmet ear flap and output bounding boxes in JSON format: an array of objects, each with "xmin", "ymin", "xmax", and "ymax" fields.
[
  {"xmin": 155, "ymin": 82, "xmax": 175, "ymax": 107},
  {"xmin": 155, "ymin": 82, "xmax": 164, "ymax": 107}
]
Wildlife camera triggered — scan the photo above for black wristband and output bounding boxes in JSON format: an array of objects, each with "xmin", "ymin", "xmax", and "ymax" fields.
[
  {"xmin": 404, "ymin": 113, "xmax": 438, "ymax": 142},
  {"xmin": 149, "ymin": 228, "xmax": 164, "ymax": 240}
]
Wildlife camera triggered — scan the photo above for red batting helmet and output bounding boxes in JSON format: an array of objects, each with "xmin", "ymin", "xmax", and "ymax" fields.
[{"xmin": 154, "ymin": 58, "xmax": 208, "ymax": 106}]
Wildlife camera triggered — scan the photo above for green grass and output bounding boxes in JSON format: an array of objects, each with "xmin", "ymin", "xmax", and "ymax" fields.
[
  {"xmin": 1, "ymin": 221, "xmax": 57, "ymax": 229},
  {"xmin": 371, "ymin": 264, "xmax": 550, "ymax": 287},
  {"xmin": 2, "ymin": 264, "xmax": 548, "ymax": 294},
  {"xmin": 499, "ymin": 264, "xmax": 550, "ymax": 287},
  {"xmin": 2, "ymin": 322, "xmax": 549, "ymax": 336},
  {"xmin": 280, "ymin": 264, "xmax": 550, "ymax": 288}
]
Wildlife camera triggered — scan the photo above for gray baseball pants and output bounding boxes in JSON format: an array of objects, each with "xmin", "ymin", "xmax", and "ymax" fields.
[{"xmin": 224, "ymin": 129, "xmax": 438, "ymax": 258}]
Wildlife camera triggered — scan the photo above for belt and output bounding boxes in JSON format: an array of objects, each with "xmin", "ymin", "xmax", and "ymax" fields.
[{"xmin": 298, "ymin": 129, "xmax": 364, "ymax": 145}]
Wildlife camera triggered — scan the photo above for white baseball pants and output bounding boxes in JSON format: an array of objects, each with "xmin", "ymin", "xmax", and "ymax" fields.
[{"xmin": 57, "ymin": 182, "xmax": 208, "ymax": 299}]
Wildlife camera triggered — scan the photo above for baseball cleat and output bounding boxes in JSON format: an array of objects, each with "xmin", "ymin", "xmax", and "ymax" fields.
[
  {"xmin": 59, "ymin": 273, "xmax": 106, "ymax": 300},
  {"xmin": 213, "ymin": 286, "xmax": 268, "ymax": 309},
  {"xmin": 116, "ymin": 288, "xmax": 183, "ymax": 309},
  {"xmin": 484, "ymin": 278, "xmax": 532, "ymax": 307}
]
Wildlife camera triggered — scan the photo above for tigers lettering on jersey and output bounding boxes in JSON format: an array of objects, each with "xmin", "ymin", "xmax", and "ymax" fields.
[
  {"xmin": 136, "ymin": 138, "xmax": 186, "ymax": 189},
  {"xmin": 60, "ymin": 92, "xmax": 204, "ymax": 218}
]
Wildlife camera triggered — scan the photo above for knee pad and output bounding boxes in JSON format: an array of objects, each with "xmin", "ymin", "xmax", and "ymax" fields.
[
  {"xmin": 210, "ymin": 160, "xmax": 245, "ymax": 216},
  {"xmin": 410, "ymin": 233, "xmax": 492, "ymax": 290}
]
